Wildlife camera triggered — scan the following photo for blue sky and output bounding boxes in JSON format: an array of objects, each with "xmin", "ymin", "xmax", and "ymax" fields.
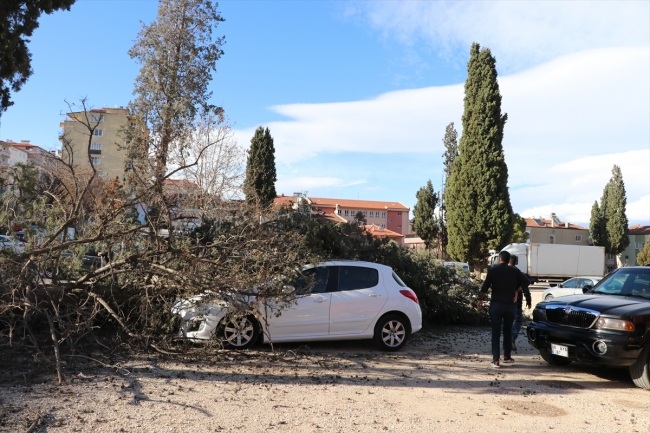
[{"xmin": 1, "ymin": 0, "xmax": 649, "ymax": 226}]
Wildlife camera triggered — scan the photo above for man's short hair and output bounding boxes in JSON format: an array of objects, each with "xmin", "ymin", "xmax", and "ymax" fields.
[
  {"xmin": 509, "ymin": 255, "xmax": 518, "ymax": 266},
  {"xmin": 499, "ymin": 250, "xmax": 511, "ymax": 263}
]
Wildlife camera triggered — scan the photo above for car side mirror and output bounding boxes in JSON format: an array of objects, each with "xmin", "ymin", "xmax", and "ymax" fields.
[{"xmin": 582, "ymin": 285, "xmax": 593, "ymax": 293}]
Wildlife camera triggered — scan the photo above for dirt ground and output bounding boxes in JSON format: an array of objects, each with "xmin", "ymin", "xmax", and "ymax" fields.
[{"xmin": 1, "ymin": 325, "xmax": 648, "ymax": 433}]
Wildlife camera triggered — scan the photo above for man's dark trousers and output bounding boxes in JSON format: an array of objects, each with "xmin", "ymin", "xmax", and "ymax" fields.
[{"xmin": 489, "ymin": 301, "xmax": 516, "ymax": 361}]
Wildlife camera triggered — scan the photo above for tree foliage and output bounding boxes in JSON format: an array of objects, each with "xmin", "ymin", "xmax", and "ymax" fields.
[
  {"xmin": 445, "ymin": 43, "xmax": 513, "ymax": 269},
  {"xmin": 442, "ymin": 122, "xmax": 459, "ymax": 178},
  {"xmin": 509, "ymin": 213, "xmax": 529, "ymax": 244},
  {"xmin": 591, "ymin": 165, "xmax": 630, "ymax": 255},
  {"xmin": 637, "ymin": 240, "xmax": 650, "ymax": 266},
  {"xmin": 244, "ymin": 126, "xmax": 277, "ymax": 208},
  {"xmin": 413, "ymin": 180, "xmax": 440, "ymax": 250},
  {"xmin": 602, "ymin": 165, "xmax": 630, "ymax": 255},
  {"xmin": 0, "ymin": 0, "xmax": 75, "ymax": 116}
]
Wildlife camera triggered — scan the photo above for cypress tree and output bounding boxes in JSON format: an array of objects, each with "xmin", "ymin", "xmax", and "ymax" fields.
[
  {"xmin": 442, "ymin": 122, "xmax": 459, "ymax": 178},
  {"xmin": 244, "ymin": 126, "xmax": 277, "ymax": 207},
  {"xmin": 637, "ymin": 241, "xmax": 650, "ymax": 266},
  {"xmin": 413, "ymin": 180, "xmax": 440, "ymax": 250},
  {"xmin": 445, "ymin": 43, "xmax": 512, "ymax": 268},
  {"xmin": 603, "ymin": 165, "xmax": 630, "ymax": 255},
  {"xmin": 589, "ymin": 200, "xmax": 606, "ymax": 247}
]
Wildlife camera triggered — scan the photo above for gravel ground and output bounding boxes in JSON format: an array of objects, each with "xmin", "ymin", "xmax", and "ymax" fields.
[{"xmin": 1, "ymin": 326, "xmax": 648, "ymax": 433}]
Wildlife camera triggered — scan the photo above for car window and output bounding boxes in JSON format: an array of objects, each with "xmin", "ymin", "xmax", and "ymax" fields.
[
  {"xmin": 337, "ymin": 266, "xmax": 379, "ymax": 291},
  {"xmin": 392, "ymin": 272, "xmax": 407, "ymax": 287},
  {"xmin": 562, "ymin": 278, "xmax": 578, "ymax": 288},
  {"xmin": 594, "ymin": 268, "xmax": 650, "ymax": 296},
  {"xmin": 293, "ymin": 267, "xmax": 329, "ymax": 295},
  {"xmin": 576, "ymin": 279, "xmax": 587, "ymax": 288}
]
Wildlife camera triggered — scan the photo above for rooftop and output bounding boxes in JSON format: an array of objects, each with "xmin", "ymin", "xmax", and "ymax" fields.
[
  {"xmin": 525, "ymin": 216, "xmax": 587, "ymax": 230},
  {"xmin": 629, "ymin": 225, "xmax": 650, "ymax": 235},
  {"xmin": 275, "ymin": 195, "xmax": 409, "ymax": 211}
]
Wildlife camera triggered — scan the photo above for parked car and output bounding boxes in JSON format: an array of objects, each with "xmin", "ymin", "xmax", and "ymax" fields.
[
  {"xmin": 0, "ymin": 234, "xmax": 27, "ymax": 253},
  {"xmin": 172, "ymin": 260, "xmax": 422, "ymax": 351},
  {"xmin": 444, "ymin": 261, "xmax": 470, "ymax": 272},
  {"xmin": 542, "ymin": 276, "xmax": 603, "ymax": 300},
  {"xmin": 527, "ymin": 266, "xmax": 650, "ymax": 389}
]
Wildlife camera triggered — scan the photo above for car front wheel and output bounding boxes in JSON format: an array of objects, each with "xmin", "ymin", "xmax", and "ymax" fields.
[
  {"xmin": 539, "ymin": 348, "xmax": 572, "ymax": 366},
  {"xmin": 629, "ymin": 343, "xmax": 650, "ymax": 390},
  {"xmin": 374, "ymin": 314, "xmax": 409, "ymax": 351},
  {"xmin": 220, "ymin": 315, "xmax": 259, "ymax": 350}
]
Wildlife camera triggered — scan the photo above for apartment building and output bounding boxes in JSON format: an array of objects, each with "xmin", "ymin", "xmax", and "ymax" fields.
[
  {"xmin": 60, "ymin": 107, "xmax": 132, "ymax": 180},
  {"xmin": 274, "ymin": 194, "xmax": 411, "ymax": 235},
  {"xmin": 4, "ymin": 140, "xmax": 52, "ymax": 167},
  {"xmin": 618, "ymin": 225, "xmax": 650, "ymax": 266},
  {"xmin": 524, "ymin": 213, "xmax": 589, "ymax": 246}
]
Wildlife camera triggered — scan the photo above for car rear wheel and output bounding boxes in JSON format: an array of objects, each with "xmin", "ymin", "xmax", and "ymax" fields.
[
  {"xmin": 629, "ymin": 343, "xmax": 650, "ymax": 390},
  {"xmin": 374, "ymin": 314, "xmax": 409, "ymax": 351},
  {"xmin": 220, "ymin": 315, "xmax": 259, "ymax": 350},
  {"xmin": 545, "ymin": 294, "xmax": 554, "ymax": 300},
  {"xmin": 539, "ymin": 348, "xmax": 572, "ymax": 366}
]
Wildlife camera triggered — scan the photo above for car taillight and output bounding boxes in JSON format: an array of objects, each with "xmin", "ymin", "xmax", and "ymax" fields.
[{"xmin": 399, "ymin": 289, "xmax": 418, "ymax": 304}]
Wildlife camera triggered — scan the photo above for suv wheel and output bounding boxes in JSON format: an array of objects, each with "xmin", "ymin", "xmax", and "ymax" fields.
[
  {"xmin": 374, "ymin": 314, "xmax": 409, "ymax": 351},
  {"xmin": 539, "ymin": 348, "xmax": 572, "ymax": 366},
  {"xmin": 629, "ymin": 344, "xmax": 650, "ymax": 390}
]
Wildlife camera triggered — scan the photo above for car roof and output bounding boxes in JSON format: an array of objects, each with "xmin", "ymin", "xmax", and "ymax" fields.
[{"xmin": 319, "ymin": 260, "xmax": 392, "ymax": 271}]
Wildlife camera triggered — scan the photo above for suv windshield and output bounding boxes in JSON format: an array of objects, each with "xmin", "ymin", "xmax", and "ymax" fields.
[{"xmin": 592, "ymin": 268, "xmax": 650, "ymax": 298}]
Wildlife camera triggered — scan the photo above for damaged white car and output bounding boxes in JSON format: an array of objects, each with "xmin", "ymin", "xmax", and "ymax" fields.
[{"xmin": 171, "ymin": 261, "xmax": 422, "ymax": 351}]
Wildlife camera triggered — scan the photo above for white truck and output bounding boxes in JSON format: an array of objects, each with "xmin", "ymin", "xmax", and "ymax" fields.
[{"xmin": 489, "ymin": 243, "xmax": 605, "ymax": 284}]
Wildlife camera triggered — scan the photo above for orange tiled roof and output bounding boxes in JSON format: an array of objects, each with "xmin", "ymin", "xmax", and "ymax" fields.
[
  {"xmin": 629, "ymin": 225, "xmax": 650, "ymax": 235},
  {"xmin": 304, "ymin": 196, "xmax": 409, "ymax": 211},
  {"xmin": 364, "ymin": 224, "xmax": 403, "ymax": 239},
  {"xmin": 525, "ymin": 217, "xmax": 587, "ymax": 230},
  {"xmin": 164, "ymin": 179, "xmax": 199, "ymax": 188}
]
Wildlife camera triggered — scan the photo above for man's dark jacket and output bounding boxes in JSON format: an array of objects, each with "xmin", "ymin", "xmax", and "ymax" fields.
[{"xmin": 481, "ymin": 263, "xmax": 531, "ymax": 304}]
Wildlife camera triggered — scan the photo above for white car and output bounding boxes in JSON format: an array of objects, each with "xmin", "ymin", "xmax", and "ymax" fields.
[
  {"xmin": 444, "ymin": 261, "xmax": 470, "ymax": 272},
  {"xmin": 0, "ymin": 234, "xmax": 27, "ymax": 253},
  {"xmin": 172, "ymin": 261, "xmax": 422, "ymax": 351},
  {"xmin": 542, "ymin": 276, "xmax": 603, "ymax": 300}
]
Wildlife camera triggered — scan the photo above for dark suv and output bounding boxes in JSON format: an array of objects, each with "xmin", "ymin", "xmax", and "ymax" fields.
[{"xmin": 527, "ymin": 266, "xmax": 650, "ymax": 389}]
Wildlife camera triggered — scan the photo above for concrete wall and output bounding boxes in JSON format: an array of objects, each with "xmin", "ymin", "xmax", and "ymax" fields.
[{"xmin": 529, "ymin": 226, "xmax": 589, "ymax": 246}]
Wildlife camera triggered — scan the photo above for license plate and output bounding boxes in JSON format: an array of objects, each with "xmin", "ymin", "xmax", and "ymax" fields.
[{"xmin": 551, "ymin": 343, "xmax": 569, "ymax": 358}]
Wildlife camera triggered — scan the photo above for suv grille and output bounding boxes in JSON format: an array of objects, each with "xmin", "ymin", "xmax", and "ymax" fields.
[{"xmin": 545, "ymin": 306, "xmax": 599, "ymax": 328}]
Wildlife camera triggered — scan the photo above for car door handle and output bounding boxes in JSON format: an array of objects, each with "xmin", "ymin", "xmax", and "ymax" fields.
[
  {"xmin": 369, "ymin": 293, "xmax": 381, "ymax": 297},
  {"xmin": 313, "ymin": 298, "xmax": 327, "ymax": 303}
]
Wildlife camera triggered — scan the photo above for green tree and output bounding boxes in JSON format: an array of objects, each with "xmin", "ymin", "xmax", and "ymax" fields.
[
  {"xmin": 244, "ymin": 126, "xmax": 277, "ymax": 207},
  {"xmin": 602, "ymin": 165, "xmax": 630, "ymax": 255},
  {"xmin": 442, "ymin": 122, "xmax": 459, "ymax": 178},
  {"xmin": 509, "ymin": 213, "xmax": 529, "ymax": 244},
  {"xmin": 127, "ymin": 0, "xmax": 225, "ymax": 192},
  {"xmin": 636, "ymin": 240, "xmax": 650, "ymax": 266},
  {"xmin": 413, "ymin": 180, "xmax": 440, "ymax": 250},
  {"xmin": 0, "ymin": 0, "xmax": 76, "ymax": 116},
  {"xmin": 589, "ymin": 200, "xmax": 606, "ymax": 247},
  {"xmin": 445, "ymin": 43, "xmax": 513, "ymax": 268}
]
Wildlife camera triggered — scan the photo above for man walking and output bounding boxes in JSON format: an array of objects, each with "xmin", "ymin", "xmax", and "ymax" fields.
[
  {"xmin": 509, "ymin": 255, "xmax": 531, "ymax": 352},
  {"xmin": 478, "ymin": 250, "xmax": 530, "ymax": 368}
]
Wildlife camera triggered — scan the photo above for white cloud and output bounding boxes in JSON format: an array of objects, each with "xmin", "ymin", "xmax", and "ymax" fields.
[
  {"xmin": 350, "ymin": 0, "xmax": 650, "ymax": 73},
  {"xmin": 235, "ymin": 47, "xmax": 649, "ymax": 224},
  {"xmin": 276, "ymin": 176, "xmax": 367, "ymax": 194}
]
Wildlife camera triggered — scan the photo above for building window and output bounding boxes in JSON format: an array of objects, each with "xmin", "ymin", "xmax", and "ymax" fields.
[
  {"xmin": 98, "ymin": 171, "xmax": 103, "ymax": 177},
  {"xmin": 549, "ymin": 235, "xmax": 555, "ymax": 244},
  {"xmin": 130, "ymin": 122, "xmax": 137, "ymax": 128},
  {"xmin": 90, "ymin": 142, "xmax": 102, "ymax": 150},
  {"xmin": 344, "ymin": 210, "xmax": 349, "ymax": 216},
  {"xmin": 382, "ymin": 212, "xmax": 386, "ymax": 218},
  {"xmin": 369, "ymin": 211, "xmax": 374, "ymax": 217},
  {"xmin": 93, "ymin": 129, "xmax": 103, "ymax": 137},
  {"xmin": 91, "ymin": 114, "xmax": 104, "ymax": 123},
  {"xmin": 397, "ymin": 212, "xmax": 402, "ymax": 216},
  {"xmin": 337, "ymin": 209, "xmax": 341, "ymax": 215},
  {"xmin": 636, "ymin": 242, "xmax": 646, "ymax": 250},
  {"xmin": 362, "ymin": 211, "xmax": 367, "ymax": 216},
  {"xmin": 381, "ymin": 224, "xmax": 385, "ymax": 228},
  {"xmin": 388, "ymin": 219, "xmax": 392, "ymax": 223},
  {"xmin": 89, "ymin": 157, "xmax": 101, "ymax": 165},
  {"xmin": 575, "ymin": 235, "xmax": 582, "ymax": 242},
  {"xmin": 397, "ymin": 225, "xmax": 402, "ymax": 228}
]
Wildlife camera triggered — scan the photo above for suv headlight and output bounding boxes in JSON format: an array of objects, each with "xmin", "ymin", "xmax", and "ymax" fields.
[
  {"xmin": 533, "ymin": 307, "xmax": 547, "ymax": 322},
  {"xmin": 594, "ymin": 317, "xmax": 635, "ymax": 331}
]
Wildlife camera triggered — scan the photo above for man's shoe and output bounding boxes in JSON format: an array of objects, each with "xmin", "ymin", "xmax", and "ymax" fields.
[
  {"xmin": 490, "ymin": 360, "xmax": 500, "ymax": 368},
  {"xmin": 512, "ymin": 339, "xmax": 518, "ymax": 352},
  {"xmin": 502, "ymin": 357, "xmax": 515, "ymax": 365}
]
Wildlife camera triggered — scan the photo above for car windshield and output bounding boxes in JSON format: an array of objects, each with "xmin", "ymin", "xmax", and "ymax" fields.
[{"xmin": 591, "ymin": 268, "xmax": 650, "ymax": 298}]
